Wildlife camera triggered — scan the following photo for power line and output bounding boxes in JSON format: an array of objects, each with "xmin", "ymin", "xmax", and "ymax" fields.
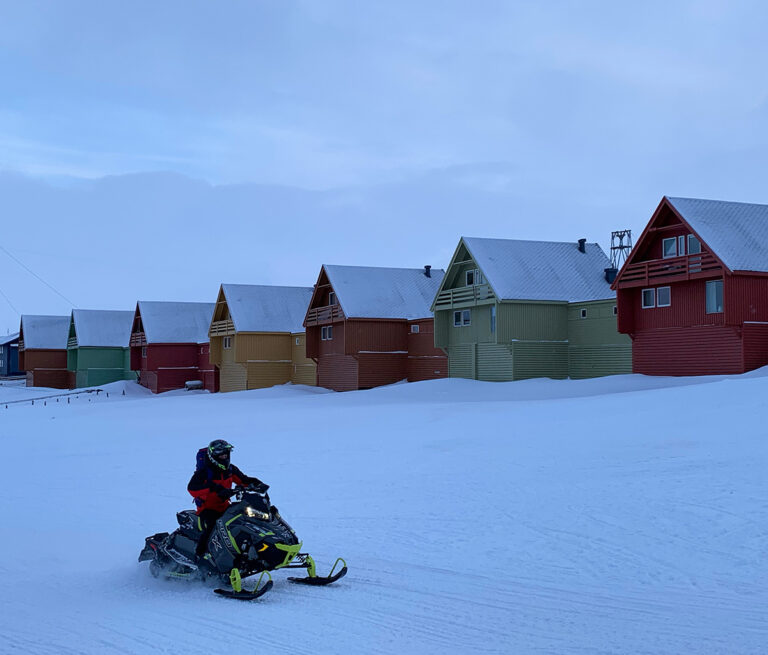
[
  {"xmin": 0, "ymin": 244, "xmax": 77, "ymax": 307},
  {"xmin": 0, "ymin": 286, "xmax": 20, "ymax": 315}
]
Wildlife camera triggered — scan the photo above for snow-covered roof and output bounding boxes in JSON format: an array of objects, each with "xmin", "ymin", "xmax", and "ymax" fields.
[
  {"xmin": 222, "ymin": 285, "xmax": 313, "ymax": 333},
  {"xmin": 137, "ymin": 301, "xmax": 215, "ymax": 344},
  {"xmin": 462, "ymin": 237, "xmax": 615, "ymax": 303},
  {"xmin": 324, "ymin": 265, "xmax": 445, "ymax": 319},
  {"xmin": 667, "ymin": 197, "xmax": 768, "ymax": 272},
  {"xmin": 0, "ymin": 332, "xmax": 19, "ymax": 346},
  {"xmin": 71, "ymin": 309, "xmax": 134, "ymax": 348},
  {"xmin": 20, "ymin": 315, "xmax": 70, "ymax": 350}
]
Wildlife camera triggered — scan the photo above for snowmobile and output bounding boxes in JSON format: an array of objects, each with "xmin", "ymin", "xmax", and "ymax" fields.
[{"xmin": 138, "ymin": 483, "xmax": 347, "ymax": 600}]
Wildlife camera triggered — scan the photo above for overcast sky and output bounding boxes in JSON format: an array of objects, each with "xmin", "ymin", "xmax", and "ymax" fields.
[{"xmin": 1, "ymin": 0, "xmax": 767, "ymax": 334}]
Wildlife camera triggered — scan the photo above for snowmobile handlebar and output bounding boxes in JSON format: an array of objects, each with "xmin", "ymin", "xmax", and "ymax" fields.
[{"xmin": 233, "ymin": 482, "xmax": 270, "ymax": 496}]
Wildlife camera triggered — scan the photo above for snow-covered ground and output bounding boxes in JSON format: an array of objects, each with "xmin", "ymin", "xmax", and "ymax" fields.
[{"xmin": 2, "ymin": 373, "xmax": 767, "ymax": 654}]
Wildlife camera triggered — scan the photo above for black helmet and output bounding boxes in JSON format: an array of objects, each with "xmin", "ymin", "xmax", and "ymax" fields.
[{"xmin": 208, "ymin": 439, "xmax": 233, "ymax": 470}]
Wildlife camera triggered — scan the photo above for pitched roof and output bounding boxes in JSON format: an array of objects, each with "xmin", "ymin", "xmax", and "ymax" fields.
[
  {"xmin": 222, "ymin": 284, "xmax": 313, "ymax": 333},
  {"xmin": 137, "ymin": 301, "xmax": 215, "ymax": 344},
  {"xmin": 0, "ymin": 332, "xmax": 19, "ymax": 346},
  {"xmin": 324, "ymin": 265, "xmax": 445, "ymax": 319},
  {"xmin": 71, "ymin": 310, "xmax": 134, "ymax": 348},
  {"xmin": 462, "ymin": 237, "xmax": 615, "ymax": 302},
  {"xmin": 666, "ymin": 197, "xmax": 768, "ymax": 272},
  {"xmin": 20, "ymin": 315, "xmax": 70, "ymax": 350}
]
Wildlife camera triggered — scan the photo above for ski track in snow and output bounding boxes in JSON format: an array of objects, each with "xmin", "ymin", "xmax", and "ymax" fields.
[{"xmin": 1, "ymin": 374, "xmax": 768, "ymax": 654}]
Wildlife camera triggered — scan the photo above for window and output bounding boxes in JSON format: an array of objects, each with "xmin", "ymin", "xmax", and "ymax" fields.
[
  {"xmin": 410, "ymin": 324, "xmax": 420, "ymax": 334},
  {"xmin": 613, "ymin": 305, "xmax": 618, "ymax": 316},
  {"xmin": 465, "ymin": 269, "xmax": 475, "ymax": 286},
  {"xmin": 662, "ymin": 237, "xmax": 677, "ymax": 258},
  {"xmin": 657, "ymin": 286, "xmax": 671, "ymax": 307},
  {"xmin": 490, "ymin": 306, "xmax": 496, "ymax": 333},
  {"xmin": 321, "ymin": 326, "xmax": 334, "ymax": 340},
  {"xmin": 453, "ymin": 311, "xmax": 462, "ymax": 327},
  {"xmin": 706, "ymin": 280, "xmax": 723, "ymax": 314},
  {"xmin": 642, "ymin": 288, "xmax": 655, "ymax": 308},
  {"xmin": 141, "ymin": 346, "xmax": 147, "ymax": 358},
  {"xmin": 580, "ymin": 309, "xmax": 587, "ymax": 319},
  {"xmin": 462, "ymin": 309, "xmax": 471, "ymax": 326},
  {"xmin": 688, "ymin": 235, "xmax": 701, "ymax": 254},
  {"xmin": 223, "ymin": 336, "xmax": 232, "ymax": 349},
  {"xmin": 329, "ymin": 291, "xmax": 336, "ymax": 306},
  {"xmin": 295, "ymin": 337, "xmax": 300, "ymax": 345},
  {"xmin": 678, "ymin": 235, "xmax": 686, "ymax": 255}
]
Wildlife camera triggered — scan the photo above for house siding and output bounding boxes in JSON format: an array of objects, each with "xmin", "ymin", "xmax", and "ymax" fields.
[
  {"xmin": 317, "ymin": 353, "xmax": 358, "ymax": 391},
  {"xmin": 512, "ymin": 342, "xmax": 569, "ymax": 379}
]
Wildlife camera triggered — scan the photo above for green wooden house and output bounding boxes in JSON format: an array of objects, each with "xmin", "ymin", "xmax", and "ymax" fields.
[
  {"xmin": 431, "ymin": 237, "xmax": 631, "ymax": 380},
  {"xmin": 67, "ymin": 309, "xmax": 137, "ymax": 388}
]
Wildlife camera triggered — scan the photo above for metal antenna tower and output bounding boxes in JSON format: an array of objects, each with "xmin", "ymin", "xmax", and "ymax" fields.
[{"xmin": 610, "ymin": 230, "xmax": 633, "ymax": 270}]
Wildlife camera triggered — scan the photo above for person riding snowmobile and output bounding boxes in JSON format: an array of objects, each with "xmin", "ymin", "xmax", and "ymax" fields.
[{"xmin": 187, "ymin": 439, "xmax": 266, "ymax": 561}]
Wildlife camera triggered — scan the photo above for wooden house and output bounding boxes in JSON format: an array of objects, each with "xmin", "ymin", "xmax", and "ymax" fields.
[
  {"xmin": 18, "ymin": 315, "xmax": 70, "ymax": 388},
  {"xmin": 208, "ymin": 284, "xmax": 316, "ymax": 392},
  {"xmin": 0, "ymin": 332, "xmax": 21, "ymax": 377},
  {"xmin": 431, "ymin": 237, "xmax": 631, "ymax": 380},
  {"xmin": 613, "ymin": 196, "xmax": 768, "ymax": 375},
  {"xmin": 67, "ymin": 309, "xmax": 136, "ymax": 388},
  {"xmin": 304, "ymin": 265, "xmax": 447, "ymax": 391},
  {"xmin": 130, "ymin": 301, "xmax": 218, "ymax": 393}
]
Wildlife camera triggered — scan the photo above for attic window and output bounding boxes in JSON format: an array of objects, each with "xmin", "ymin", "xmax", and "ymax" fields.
[
  {"xmin": 688, "ymin": 235, "xmax": 701, "ymax": 254},
  {"xmin": 466, "ymin": 270, "xmax": 475, "ymax": 286},
  {"xmin": 662, "ymin": 238, "xmax": 677, "ymax": 258},
  {"xmin": 329, "ymin": 291, "xmax": 336, "ymax": 306}
]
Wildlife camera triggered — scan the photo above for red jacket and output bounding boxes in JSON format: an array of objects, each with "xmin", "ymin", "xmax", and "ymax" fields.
[{"xmin": 187, "ymin": 463, "xmax": 255, "ymax": 514}]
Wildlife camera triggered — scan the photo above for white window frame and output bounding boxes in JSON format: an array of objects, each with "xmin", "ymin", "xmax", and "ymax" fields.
[
  {"xmin": 462, "ymin": 309, "xmax": 471, "ymax": 326},
  {"xmin": 687, "ymin": 234, "xmax": 701, "ymax": 254},
  {"xmin": 410, "ymin": 324, "xmax": 420, "ymax": 334},
  {"xmin": 662, "ymin": 237, "xmax": 677, "ymax": 259},
  {"xmin": 141, "ymin": 346, "xmax": 147, "ymax": 358},
  {"xmin": 328, "ymin": 291, "xmax": 336, "ymax": 306},
  {"xmin": 295, "ymin": 337, "xmax": 300, "ymax": 345},
  {"xmin": 223, "ymin": 336, "xmax": 232, "ymax": 350},
  {"xmin": 465, "ymin": 269, "xmax": 475, "ymax": 286},
  {"xmin": 677, "ymin": 235, "xmax": 686, "ymax": 256},
  {"xmin": 641, "ymin": 288, "xmax": 655, "ymax": 309},
  {"xmin": 453, "ymin": 311, "xmax": 462, "ymax": 327},
  {"xmin": 657, "ymin": 286, "xmax": 671, "ymax": 307},
  {"xmin": 490, "ymin": 306, "xmax": 496, "ymax": 333},
  {"xmin": 321, "ymin": 326, "xmax": 334, "ymax": 341},
  {"xmin": 706, "ymin": 280, "xmax": 724, "ymax": 314},
  {"xmin": 580, "ymin": 308, "xmax": 587, "ymax": 319}
]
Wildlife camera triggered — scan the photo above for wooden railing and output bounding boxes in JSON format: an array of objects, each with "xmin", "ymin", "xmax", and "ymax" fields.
[
  {"xmin": 304, "ymin": 305, "xmax": 344, "ymax": 326},
  {"xmin": 617, "ymin": 253, "xmax": 721, "ymax": 288},
  {"xmin": 433, "ymin": 284, "xmax": 494, "ymax": 309},
  {"xmin": 130, "ymin": 332, "xmax": 147, "ymax": 347},
  {"xmin": 209, "ymin": 319, "xmax": 235, "ymax": 337},
  {"xmin": 67, "ymin": 336, "xmax": 78, "ymax": 348}
]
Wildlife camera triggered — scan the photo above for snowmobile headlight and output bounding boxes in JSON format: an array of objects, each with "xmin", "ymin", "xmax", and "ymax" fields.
[{"xmin": 245, "ymin": 506, "xmax": 269, "ymax": 520}]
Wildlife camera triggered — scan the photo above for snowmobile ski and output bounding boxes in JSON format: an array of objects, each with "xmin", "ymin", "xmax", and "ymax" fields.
[
  {"xmin": 214, "ymin": 569, "xmax": 273, "ymax": 601},
  {"xmin": 288, "ymin": 557, "xmax": 347, "ymax": 586}
]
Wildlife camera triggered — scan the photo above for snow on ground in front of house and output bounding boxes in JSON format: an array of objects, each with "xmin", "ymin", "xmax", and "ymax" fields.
[{"xmin": 1, "ymin": 372, "xmax": 767, "ymax": 654}]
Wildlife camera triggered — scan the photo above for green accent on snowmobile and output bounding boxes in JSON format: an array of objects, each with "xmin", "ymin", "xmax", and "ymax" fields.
[
  {"xmin": 274, "ymin": 542, "xmax": 303, "ymax": 569},
  {"xmin": 225, "ymin": 514, "xmax": 243, "ymax": 554},
  {"xmin": 197, "ymin": 516, "xmax": 202, "ymax": 531},
  {"xmin": 229, "ymin": 567, "xmax": 242, "ymax": 592}
]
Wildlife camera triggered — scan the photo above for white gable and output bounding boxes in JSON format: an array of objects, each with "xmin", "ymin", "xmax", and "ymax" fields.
[
  {"xmin": 462, "ymin": 237, "xmax": 614, "ymax": 303},
  {"xmin": 667, "ymin": 197, "xmax": 768, "ymax": 273},
  {"xmin": 137, "ymin": 301, "xmax": 215, "ymax": 344},
  {"xmin": 324, "ymin": 265, "xmax": 445, "ymax": 319},
  {"xmin": 222, "ymin": 285, "xmax": 313, "ymax": 333},
  {"xmin": 20, "ymin": 315, "xmax": 70, "ymax": 350},
  {"xmin": 72, "ymin": 310, "xmax": 134, "ymax": 348}
]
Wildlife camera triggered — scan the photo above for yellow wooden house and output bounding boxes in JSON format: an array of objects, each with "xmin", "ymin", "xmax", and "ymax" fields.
[{"xmin": 209, "ymin": 284, "xmax": 316, "ymax": 392}]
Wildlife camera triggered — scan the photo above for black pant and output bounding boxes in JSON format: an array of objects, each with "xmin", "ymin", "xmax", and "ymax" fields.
[{"xmin": 195, "ymin": 508, "xmax": 224, "ymax": 557}]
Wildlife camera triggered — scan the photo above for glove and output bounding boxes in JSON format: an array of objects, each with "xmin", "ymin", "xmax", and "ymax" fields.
[{"xmin": 211, "ymin": 484, "xmax": 233, "ymax": 499}]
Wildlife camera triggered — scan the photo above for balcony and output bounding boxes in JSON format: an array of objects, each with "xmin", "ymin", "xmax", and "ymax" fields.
[
  {"xmin": 67, "ymin": 336, "xmax": 78, "ymax": 348},
  {"xmin": 130, "ymin": 332, "xmax": 147, "ymax": 347},
  {"xmin": 209, "ymin": 319, "xmax": 235, "ymax": 337},
  {"xmin": 433, "ymin": 284, "xmax": 494, "ymax": 309},
  {"xmin": 617, "ymin": 253, "xmax": 721, "ymax": 288},
  {"xmin": 304, "ymin": 305, "xmax": 344, "ymax": 326}
]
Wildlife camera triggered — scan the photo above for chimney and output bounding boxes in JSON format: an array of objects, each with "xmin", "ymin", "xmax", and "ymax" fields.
[
  {"xmin": 604, "ymin": 267, "xmax": 618, "ymax": 284},
  {"xmin": 577, "ymin": 238, "xmax": 587, "ymax": 253},
  {"xmin": 424, "ymin": 265, "xmax": 432, "ymax": 278}
]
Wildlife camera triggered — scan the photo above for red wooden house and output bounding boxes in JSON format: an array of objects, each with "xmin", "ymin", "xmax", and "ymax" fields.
[
  {"xmin": 304, "ymin": 265, "xmax": 447, "ymax": 391},
  {"xmin": 18, "ymin": 315, "xmax": 71, "ymax": 388},
  {"xmin": 613, "ymin": 196, "xmax": 768, "ymax": 375},
  {"xmin": 130, "ymin": 301, "xmax": 218, "ymax": 393}
]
